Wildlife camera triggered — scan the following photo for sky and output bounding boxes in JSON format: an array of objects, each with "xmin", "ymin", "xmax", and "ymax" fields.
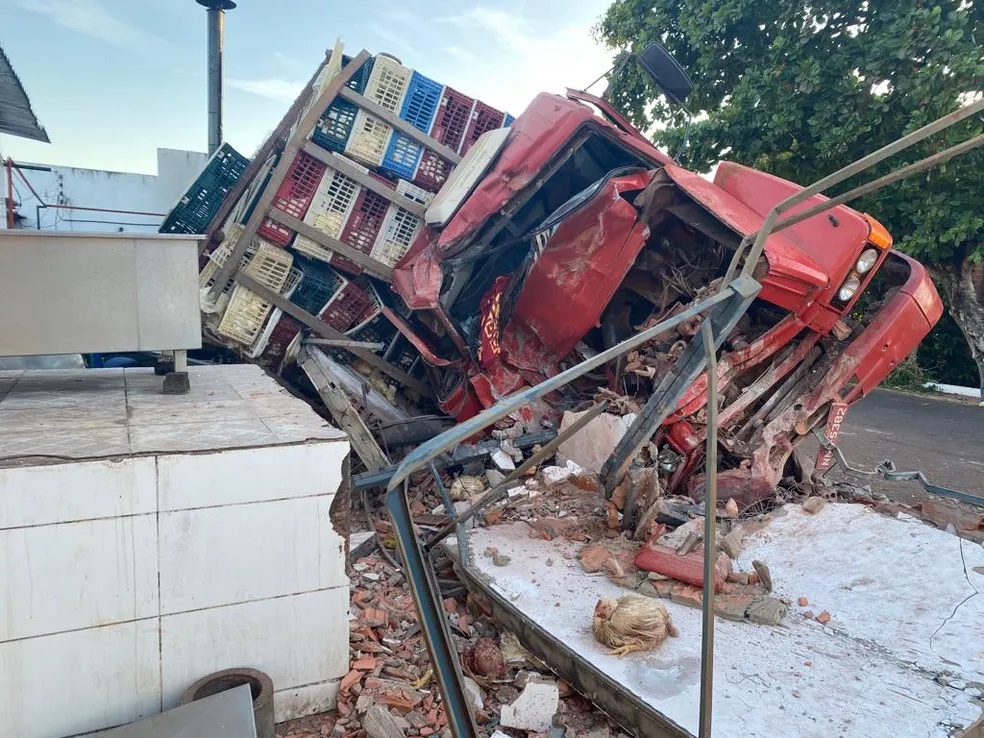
[{"xmin": 0, "ymin": 0, "xmax": 617, "ymax": 174}]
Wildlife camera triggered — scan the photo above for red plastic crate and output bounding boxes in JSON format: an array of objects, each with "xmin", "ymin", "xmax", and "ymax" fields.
[
  {"xmin": 430, "ymin": 87, "xmax": 473, "ymax": 152},
  {"xmin": 257, "ymin": 152, "xmax": 328, "ymax": 246},
  {"xmin": 319, "ymin": 280, "xmax": 373, "ymax": 333},
  {"xmin": 333, "ymin": 188, "xmax": 391, "ymax": 275},
  {"xmin": 265, "ymin": 314, "xmax": 304, "ymax": 367},
  {"xmin": 461, "ymin": 101, "xmax": 506, "ymax": 155},
  {"xmin": 413, "ymin": 151, "xmax": 454, "ymax": 193}
]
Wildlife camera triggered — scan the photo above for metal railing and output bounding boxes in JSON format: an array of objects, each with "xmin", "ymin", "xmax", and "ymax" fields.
[{"xmin": 382, "ymin": 97, "xmax": 984, "ymax": 738}]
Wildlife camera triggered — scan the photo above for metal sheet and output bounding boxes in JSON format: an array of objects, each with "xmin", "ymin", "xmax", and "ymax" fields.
[
  {"xmin": 0, "ymin": 231, "xmax": 202, "ymax": 355},
  {"xmin": 86, "ymin": 683, "xmax": 256, "ymax": 738}
]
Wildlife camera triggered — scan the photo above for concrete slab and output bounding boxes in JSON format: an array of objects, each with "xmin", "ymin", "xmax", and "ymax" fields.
[{"xmin": 458, "ymin": 503, "xmax": 984, "ymax": 737}]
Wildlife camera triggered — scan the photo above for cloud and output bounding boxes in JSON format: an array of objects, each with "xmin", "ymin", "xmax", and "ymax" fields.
[
  {"xmin": 228, "ymin": 78, "xmax": 305, "ymax": 102},
  {"xmin": 18, "ymin": 0, "xmax": 162, "ymax": 49},
  {"xmin": 434, "ymin": 5, "xmax": 614, "ymax": 116},
  {"xmin": 369, "ymin": 23, "xmax": 419, "ymax": 59}
]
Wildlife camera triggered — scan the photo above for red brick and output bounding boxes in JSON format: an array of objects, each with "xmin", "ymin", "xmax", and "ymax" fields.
[
  {"xmin": 635, "ymin": 544, "xmax": 727, "ymax": 592},
  {"xmin": 457, "ymin": 614, "xmax": 471, "ymax": 635},
  {"xmin": 798, "ymin": 597, "xmax": 809, "ymax": 607},
  {"xmin": 351, "ymin": 657, "xmax": 376, "ymax": 671},
  {"xmin": 340, "ymin": 669, "xmax": 362, "ymax": 693},
  {"xmin": 816, "ymin": 610, "xmax": 831, "ymax": 624},
  {"xmin": 670, "ymin": 584, "xmax": 703, "ymax": 609},
  {"xmin": 578, "ymin": 542, "xmax": 613, "ymax": 574},
  {"xmin": 442, "ymin": 597, "xmax": 458, "ymax": 614}
]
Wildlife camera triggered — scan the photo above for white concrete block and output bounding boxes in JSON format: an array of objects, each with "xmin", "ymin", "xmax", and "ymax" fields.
[
  {"xmin": 274, "ymin": 681, "xmax": 340, "ymax": 723},
  {"xmin": 0, "ymin": 619, "xmax": 161, "ymax": 738},
  {"xmin": 0, "ymin": 515, "xmax": 159, "ymax": 642},
  {"xmin": 156, "ymin": 442, "xmax": 346, "ymax": 511},
  {"xmin": 160, "ymin": 588, "xmax": 349, "ymax": 709},
  {"xmin": 0, "ymin": 457, "xmax": 157, "ymax": 530},
  {"xmin": 158, "ymin": 497, "xmax": 346, "ymax": 615}
]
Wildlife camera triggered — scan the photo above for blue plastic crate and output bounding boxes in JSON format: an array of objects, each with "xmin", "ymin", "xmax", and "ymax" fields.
[
  {"xmin": 504, "ymin": 113, "xmax": 515, "ymax": 127},
  {"xmin": 160, "ymin": 143, "xmax": 249, "ymax": 234},
  {"xmin": 341, "ymin": 55, "xmax": 374, "ymax": 94},
  {"xmin": 313, "ymin": 99, "xmax": 359, "ymax": 153},
  {"xmin": 400, "ymin": 72, "xmax": 443, "ymax": 132},
  {"xmin": 381, "ymin": 131, "xmax": 424, "ymax": 180},
  {"xmin": 289, "ymin": 256, "xmax": 346, "ymax": 315}
]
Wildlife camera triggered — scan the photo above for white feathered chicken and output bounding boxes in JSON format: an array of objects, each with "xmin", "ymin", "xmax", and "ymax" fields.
[{"xmin": 592, "ymin": 593, "xmax": 679, "ymax": 657}]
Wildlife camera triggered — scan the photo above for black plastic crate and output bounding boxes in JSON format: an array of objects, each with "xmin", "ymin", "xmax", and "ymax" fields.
[{"xmin": 160, "ymin": 143, "xmax": 249, "ymax": 234}]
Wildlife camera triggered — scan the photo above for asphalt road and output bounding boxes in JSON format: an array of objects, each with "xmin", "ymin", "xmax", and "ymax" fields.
[{"xmin": 815, "ymin": 389, "xmax": 984, "ymax": 504}]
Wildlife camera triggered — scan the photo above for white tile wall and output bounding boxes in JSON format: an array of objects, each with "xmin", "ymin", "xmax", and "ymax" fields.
[
  {"xmin": 0, "ymin": 619, "xmax": 161, "ymax": 738},
  {"xmin": 0, "ymin": 514, "xmax": 159, "ymax": 642},
  {"xmin": 160, "ymin": 588, "xmax": 350, "ymax": 709},
  {"xmin": 156, "ymin": 443, "xmax": 345, "ymax": 511},
  {"xmin": 0, "ymin": 366, "xmax": 351, "ymax": 737},
  {"xmin": 0, "ymin": 457, "xmax": 157, "ymax": 529},
  {"xmin": 274, "ymin": 681, "xmax": 341, "ymax": 723},
  {"xmin": 158, "ymin": 496, "xmax": 346, "ymax": 614}
]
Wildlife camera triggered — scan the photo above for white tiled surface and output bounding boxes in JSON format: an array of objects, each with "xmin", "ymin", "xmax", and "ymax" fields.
[
  {"xmin": 0, "ymin": 515, "xmax": 159, "ymax": 642},
  {"xmin": 157, "ymin": 443, "xmax": 345, "ymax": 511},
  {"xmin": 160, "ymin": 588, "xmax": 350, "ymax": 709},
  {"xmin": 0, "ymin": 365, "xmax": 351, "ymax": 736},
  {"xmin": 158, "ymin": 497, "xmax": 346, "ymax": 614},
  {"xmin": 0, "ymin": 619, "xmax": 162, "ymax": 738},
  {"xmin": 0, "ymin": 456, "xmax": 157, "ymax": 529},
  {"xmin": 0, "ymin": 365, "xmax": 346, "ymax": 462},
  {"xmin": 274, "ymin": 681, "xmax": 341, "ymax": 723}
]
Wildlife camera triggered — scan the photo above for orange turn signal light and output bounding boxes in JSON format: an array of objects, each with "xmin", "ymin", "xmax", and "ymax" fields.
[{"xmin": 864, "ymin": 214, "xmax": 893, "ymax": 249}]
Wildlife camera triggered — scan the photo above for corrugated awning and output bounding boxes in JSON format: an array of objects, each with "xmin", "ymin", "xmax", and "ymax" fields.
[{"xmin": 0, "ymin": 45, "xmax": 49, "ymax": 143}]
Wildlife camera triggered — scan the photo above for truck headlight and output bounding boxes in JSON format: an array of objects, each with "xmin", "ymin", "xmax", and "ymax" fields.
[
  {"xmin": 856, "ymin": 248, "xmax": 879, "ymax": 274},
  {"xmin": 838, "ymin": 275, "xmax": 861, "ymax": 302}
]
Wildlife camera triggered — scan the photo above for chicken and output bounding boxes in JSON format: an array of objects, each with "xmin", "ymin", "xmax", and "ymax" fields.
[{"xmin": 592, "ymin": 594, "xmax": 679, "ymax": 657}]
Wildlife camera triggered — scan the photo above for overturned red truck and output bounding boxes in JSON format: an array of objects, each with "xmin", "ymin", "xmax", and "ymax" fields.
[{"xmin": 381, "ymin": 87, "xmax": 942, "ymax": 508}]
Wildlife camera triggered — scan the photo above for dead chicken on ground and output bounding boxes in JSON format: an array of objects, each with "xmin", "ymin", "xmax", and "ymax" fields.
[{"xmin": 592, "ymin": 593, "xmax": 679, "ymax": 657}]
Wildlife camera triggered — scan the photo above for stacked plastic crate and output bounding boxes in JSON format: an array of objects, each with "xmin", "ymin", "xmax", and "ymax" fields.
[{"xmin": 160, "ymin": 143, "xmax": 249, "ymax": 235}]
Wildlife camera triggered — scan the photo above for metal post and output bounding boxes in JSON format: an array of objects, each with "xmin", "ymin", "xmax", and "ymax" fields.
[
  {"xmin": 5, "ymin": 158, "xmax": 14, "ymax": 229},
  {"xmin": 698, "ymin": 321, "xmax": 718, "ymax": 738},
  {"xmin": 197, "ymin": 0, "xmax": 236, "ymax": 156}
]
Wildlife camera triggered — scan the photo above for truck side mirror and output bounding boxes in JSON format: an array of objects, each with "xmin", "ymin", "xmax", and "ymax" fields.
[{"xmin": 636, "ymin": 43, "xmax": 693, "ymax": 106}]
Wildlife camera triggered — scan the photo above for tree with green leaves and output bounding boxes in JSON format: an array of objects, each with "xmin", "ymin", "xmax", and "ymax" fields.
[{"xmin": 597, "ymin": 0, "xmax": 984, "ymax": 396}]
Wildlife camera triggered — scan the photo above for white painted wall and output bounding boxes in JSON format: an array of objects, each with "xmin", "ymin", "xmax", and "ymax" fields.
[
  {"xmin": 2, "ymin": 148, "xmax": 207, "ymax": 233},
  {"xmin": 0, "ymin": 442, "xmax": 350, "ymax": 738}
]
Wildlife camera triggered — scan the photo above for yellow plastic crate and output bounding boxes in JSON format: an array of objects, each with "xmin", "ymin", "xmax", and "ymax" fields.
[
  {"xmin": 242, "ymin": 241, "xmax": 293, "ymax": 293},
  {"xmin": 344, "ymin": 111, "xmax": 393, "ymax": 166},
  {"xmin": 217, "ymin": 284, "xmax": 275, "ymax": 345},
  {"xmin": 364, "ymin": 54, "xmax": 411, "ymax": 113}
]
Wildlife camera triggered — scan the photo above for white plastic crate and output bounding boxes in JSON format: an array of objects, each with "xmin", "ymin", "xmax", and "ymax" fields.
[
  {"xmin": 370, "ymin": 205, "xmax": 423, "ymax": 268},
  {"xmin": 245, "ymin": 267, "xmax": 302, "ymax": 359},
  {"xmin": 217, "ymin": 284, "xmax": 275, "ymax": 345},
  {"xmin": 364, "ymin": 54, "xmax": 411, "ymax": 113},
  {"xmin": 396, "ymin": 179, "xmax": 434, "ymax": 206},
  {"xmin": 199, "ymin": 228, "xmax": 252, "ymax": 292},
  {"xmin": 344, "ymin": 111, "xmax": 393, "ymax": 166},
  {"xmin": 293, "ymin": 169, "xmax": 362, "ymax": 259},
  {"xmin": 242, "ymin": 241, "xmax": 294, "ymax": 293}
]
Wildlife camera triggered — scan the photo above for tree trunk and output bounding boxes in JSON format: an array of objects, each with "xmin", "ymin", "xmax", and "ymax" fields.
[{"xmin": 932, "ymin": 258, "xmax": 984, "ymax": 403}]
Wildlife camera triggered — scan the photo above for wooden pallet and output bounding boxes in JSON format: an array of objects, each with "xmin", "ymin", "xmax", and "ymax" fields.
[{"xmin": 202, "ymin": 42, "xmax": 460, "ymax": 398}]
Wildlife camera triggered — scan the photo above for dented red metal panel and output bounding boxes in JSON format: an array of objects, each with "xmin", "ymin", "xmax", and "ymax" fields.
[
  {"xmin": 660, "ymin": 165, "xmax": 829, "ymax": 310},
  {"xmin": 500, "ymin": 171, "xmax": 653, "ymax": 375},
  {"xmin": 436, "ymin": 93, "xmax": 669, "ymax": 256},
  {"xmin": 714, "ymin": 162, "xmax": 870, "ymax": 309}
]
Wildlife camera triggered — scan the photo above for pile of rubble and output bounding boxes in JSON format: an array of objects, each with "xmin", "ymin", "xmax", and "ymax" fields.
[{"xmin": 278, "ymin": 538, "xmax": 633, "ymax": 738}]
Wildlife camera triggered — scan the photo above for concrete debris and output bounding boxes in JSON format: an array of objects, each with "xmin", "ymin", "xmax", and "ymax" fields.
[
  {"xmin": 364, "ymin": 705, "xmax": 410, "ymax": 738},
  {"xmin": 746, "ymin": 595, "xmax": 789, "ymax": 626},
  {"xmin": 555, "ymin": 410, "xmax": 637, "ymax": 474},
  {"xmin": 802, "ymin": 497, "xmax": 827, "ymax": 515},
  {"xmin": 719, "ymin": 527, "xmax": 744, "ymax": 560},
  {"xmin": 499, "ymin": 676, "xmax": 560, "ymax": 732},
  {"xmin": 539, "ymin": 460, "xmax": 584, "ymax": 486},
  {"xmin": 462, "ymin": 677, "xmax": 485, "ymax": 716},
  {"xmin": 491, "ymin": 449, "xmax": 517, "ymax": 471},
  {"xmin": 751, "ymin": 560, "xmax": 773, "ymax": 592},
  {"xmin": 486, "ymin": 469, "xmax": 506, "ymax": 487},
  {"xmin": 723, "ymin": 498, "xmax": 739, "ymax": 518}
]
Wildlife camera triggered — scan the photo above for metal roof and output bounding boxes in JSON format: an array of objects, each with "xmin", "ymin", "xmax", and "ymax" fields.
[{"xmin": 0, "ymin": 45, "xmax": 49, "ymax": 143}]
